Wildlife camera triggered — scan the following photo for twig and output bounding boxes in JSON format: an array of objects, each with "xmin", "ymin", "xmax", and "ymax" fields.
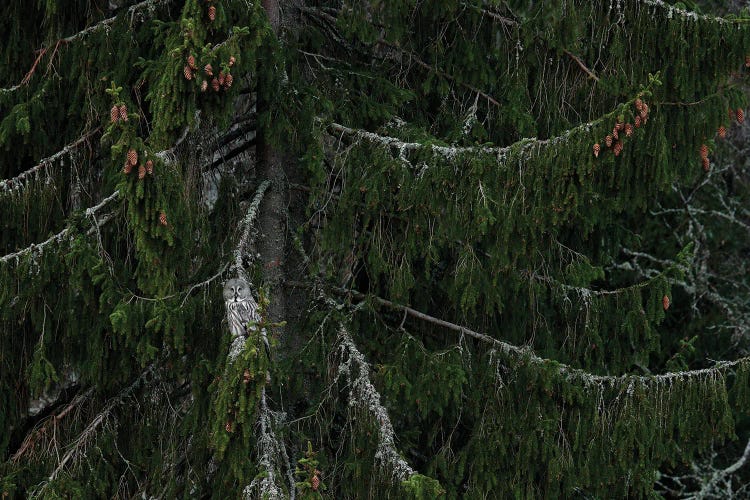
[{"xmin": 563, "ymin": 49, "xmax": 599, "ymax": 82}]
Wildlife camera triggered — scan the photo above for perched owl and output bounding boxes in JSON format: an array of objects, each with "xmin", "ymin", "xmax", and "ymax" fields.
[{"xmin": 223, "ymin": 278, "xmax": 269, "ymax": 357}]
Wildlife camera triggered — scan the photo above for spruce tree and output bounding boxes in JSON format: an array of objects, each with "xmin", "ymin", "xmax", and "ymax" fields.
[{"xmin": 2, "ymin": 0, "xmax": 750, "ymax": 497}]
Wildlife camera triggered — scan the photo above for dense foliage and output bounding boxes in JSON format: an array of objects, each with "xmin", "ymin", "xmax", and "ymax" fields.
[{"xmin": 2, "ymin": 0, "xmax": 750, "ymax": 498}]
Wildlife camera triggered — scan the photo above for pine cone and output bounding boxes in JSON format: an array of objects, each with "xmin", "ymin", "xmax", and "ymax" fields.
[
  {"xmin": 201, "ymin": 80, "xmax": 208, "ymax": 92},
  {"xmin": 224, "ymin": 73, "xmax": 233, "ymax": 89},
  {"xmin": 662, "ymin": 295, "xmax": 670, "ymax": 311},
  {"xmin": 624, "ymin": 123, "xmax": 633, "ymax": 137},
  {"xmin": 123, "ymin": 160, "xmax": 132, "ymax": 174},
  {"xmin": 311, "ymin": 475, "xmax": 320, "ymax": 491},
  {"xmin": 208, "ymin": 5, "xmax": 216, "ymax": 21},
  {"xmin": 605, "ymin": 135, "xmax": 613, "ymax": 148},
  {"xmin": 243, "ymin": 369, "xmax": 251, "ymax": 384},
  {"xmin": 183, "ymin": 65, "xmax": 193, "ymax": 80},
  {"xmin": 229, "ymin": 56, "xmax": 236, "ymax": 67},
  {"xmin": 204, "ymin": 64, "xmax": 213, "ymax": 76},
  {"xmin": 159, "ymin": 211, "xmax": 168, "ymax": 226},
  {"xmin": 612, "ymin": 127, "xmax": 619, "ymax": 141},
  {"xmin": 702, "ymin": 156, "xmax": 710, "ymax": 172},
  {"xmin": 127, "ymin": 148, "xmax": 138, "ymax": 166},
  {"xmin": 593, "ymin": 143, "xmax": 600, "ymax": 158},
  {"xmin": 738, "ymin": 108, "xmax": 745, "ymax": 124},
  {"xmin": 225, "ymin": 421, "xmax": 233, "ymax": 433},
  {"xmin": 613, "ymin": 141, "xmax": 623, "ymax": 156},
  {"xmin": 634, "ymin": 98, "xmax": 643, "ymax": 111},
  {"xmin": 699, "ymin": 144, "xmax": 708, "ymax": 159},
  {"xmin": 211, "ymin": 78, "xmax": 220, "ymax": 92},
  {"xmin": 138, "ymin": 164, "xmax": 146, "ymax": 179},
  {"xmin": 146, "ymin": 159, "xmax": 154, "ymax": 175},
  {"xmin": 634, "ymin": 115, "xmax": 642, "ymax": 128},
  {"xmin": 718, "ymin": 125, "xmax": 727, "ymax": 138},
  {"xmin": 119, "ymin": 104, "xmax": 128, "ymax": 122},
  {"xmin": 110, "ymin": 105, "xmax": 119, "ymax": 123},
  {"xmin": 187, "ymin": 54, "xmax": 196, "ymax": 69}
]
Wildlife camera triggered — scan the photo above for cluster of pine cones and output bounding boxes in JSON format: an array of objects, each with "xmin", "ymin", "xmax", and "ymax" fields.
[
  {"xmin": 183, "ymin": 54, "xmax": 235, "ymax": 92},
  {"xmin": 592, "ymin": 97, "xmax": 648, "ymax": 159}
]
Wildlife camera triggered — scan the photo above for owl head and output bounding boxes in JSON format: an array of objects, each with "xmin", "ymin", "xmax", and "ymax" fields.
[{"xmin": 223, "ymin": 278, "xmax": 251, "ymax": 302}]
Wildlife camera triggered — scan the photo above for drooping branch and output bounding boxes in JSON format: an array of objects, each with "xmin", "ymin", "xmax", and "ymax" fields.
[
  {"xmin": 0, "ymin": 190, "xmax": 120, "ymax": 265},
  {"xmin": 334, "ymin": 324, "xmax": 418, "ymax": 483},
  {"xmin": 328, "ymin": 286, "xmax": 750, "ymax": 386},
  {"xmin": 233, "ymin": 180, "xmax": 271, "ymax": 281},
  {"xmin": 0, "ymin": 127, "xmax": 101, "ymax": 194}
]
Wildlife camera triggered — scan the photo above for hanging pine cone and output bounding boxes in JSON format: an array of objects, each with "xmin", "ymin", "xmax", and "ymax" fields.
[
  {"xmin": 614, "ymin": 122, "xmax": 623, "ymax": 132},
  {"xmin": 662, "ymin": 295, "xmax": 670, "ymax": 311},
  {"xmin": 634, "ymin": 115, "xmax": 642, "ymax": 128},
  {"xmin": 718, "ymin": 125, "xmax": 727, "ymax": 138},
  {"xmin": 224, "ymin": 73, "xmax": 233, "ymax": 89},
  {"xmin": 738, "ymin": 108, "xmax": 745, "ymax": 124},
  {"xmin": 201, "ymin": 80, "xmax": 208, "ymax": 92},
  {"xmin": 699, "ymin": 144, "xmax": 708, "ymax": 159},
  {"xmin": 208, "ymin": 5, "xmax": 216, "ymax": 21},
  {"xmin": 624, "ymin": 123, "xmax": 633, "ymax": 137},
  {"xmin": 187, "ymin": 54, "xmax": 196, "ymax": 69},
  {"xmin": 211, "ymin": 78, "xmax": 220, "ymax": 91},
  {"xmin": 204, "ymin": 63, "xmax": 213, "ymax": 76},
  {"xmin": 123, "ymin": 160, "xmax": 132, "ymax": 174},
  {"xmin": 311, "ymin": 475, "xmax": 320, "ymax": 491},
  {"xmin": 243, "ymin": 369, "xmax": 251, "ymax": 384},
  {"xmin": 138, "ymin": 164, "xmax": 146, "ymax": 179},
  {"xmin": 605, "ymin": 135, "xmax": 613, "ymax": 148},
  {"xmin": 127, "ymin": 148, "xmax": 138, "ymax": 166},
  {"xmin": 159, "ymin": 211, "xmax": 168, "ymax": 226},
  {"xmin": 110, "ymin": 105, "xmax": 119, "ymax": 123},
  {"xmin": 119, "ymin": 104, "xmax": 128, "ymax": 122},
  {"xmin": 146, "ymin": 159, "xmax": 154, "ymax": 175},
  {"xmin": 229, "ymin": 56, "xmax": 236, "ymax": 67},
  {"xmin": 613, "ymin": 141, "xmax": 623, "ymax": 156},
  {"xmin": 183, "ymin": 65, "xmax": 193, "ymax": 80},
  {"xmin": 225, "ymin": 421, "xmax": 233, "ymax": 433},
  {"xmin": 702, "ymin": 156, "xmax": 710, "ymax": 172},
  {"xmin": 218, "ymin": 71, "xmax": 225, "ymax": 86},
  {"xmin": 634, "ymin": 98, "xmax": 643, "ymax": 111},
  {"xmin": 593, "ymin": 143, "xmax": 601, "ymax": 158}
]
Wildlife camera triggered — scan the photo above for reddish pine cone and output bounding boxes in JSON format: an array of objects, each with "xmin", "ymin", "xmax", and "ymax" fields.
[
  {"xmin": 123, "ymin": 161, "xmax": 132, "ymax": 174},
  {"xmin": 662, "ymin": 295, "xmax": 670, "ymax": 311},
  {"xmin": 612, "ymin": 127, "xmax": 619, "ymax": 140},
  {"xmin": 311, "ymin": 475, "xmax": 320, "ymax": 491},
  {"xmin": 159, "ymin": 211, "xmax": 168, "ymax": 226},
  {"xmin": 119, "ymin": 104, "xmax": 128, "ymax": 122},
  {"xmin": 146, "ymin": 159, "xmax": 154, "ymax": 175},
  {"xmin": 702, "ymin": 157, "xmax": 710, "ymax": 172},
  {"xmin": 183, "ymin": 65, "xmax": 193, "ymax": 80},
  {"xmin": 204, "ymin": 63, "xmax": 213, "ymax": 76},
  {"xmin": 218, "ymin": 71, "xmax": 225, "ymax": 86},
  {"xmin": 624, "ymin": 123, "xmax": 633, "ymax": 137},
  {"xmin": 699, "ymin": 144, "xmax": 708, "ymax": 159},
  {"xmin": 187, "ymin": 54, "xmax": 196, "ymax": 69},
  {"xmin": 138, "ymin": 164, "xmax": 146, "ymax": 179},
  {"xmin": 201, "ymin": 80, "xmax": 208, "ymax": 92},
  {"xmin": 738, "ymin": 108, "xmax": 745, "ymax": 124},
  {"xmin": 634, "ymin": 98, "xmax": 643, "ymax": 111},
  {"xmin": 127, "ymin": 148, "xmax": 138, "ymax": 166},
  {"xmin": 229, "ymin": 56, "xmax": 236, "ymax": 67},
  {"xmin": 224, "ymin": 73, "xmax": 233, "ymax": 89},
  {"xmin": 211, "ymin": 78, "xmax": 220, "ymax": 91},
  {"xmin": 634, "ymin": 115, "xmax": 642, "ymax": 128},
  {"xmin": 605, "ymin": 135, "xmax": 613, "ymax": 148},
  {"xmin": 208, "ymin": 5, "xmax": 216, "ymax": 20},
  {"xmin": 613, "ymin": 141, "xmax": 623, "ymax": 156},
  {"xmin": 718, "ymin": 125, "xmax": 727, "ymax": 138},
  {"xmin": 593, "ymin": 143, "xmax": 600, "ymax": 158},
  {"xmin": 110, "ymin": 105, "xmax": 119, "ymax": 123}
]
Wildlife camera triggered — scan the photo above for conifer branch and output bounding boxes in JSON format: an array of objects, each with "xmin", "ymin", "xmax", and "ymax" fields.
[
  {"xmin": 0, "ymin": 128, "xmax": 101, "ymax": 194},
  {"xmin": 0, "ymin": 191, "xmax": 120, "ymax": 265},
  {"xmin": 233, "ymin": 180, "xmax": 272, "ymax": 281},
  {"xmin": 562, "ymin": 49, "xmax": 599, "ymax": 82},
  {"xmin": 245, "ymin": 387, "xmax": 295, "ymax": 500},
  {"xmin": 331, "ymin": 286, "xmax": 750, "ymax": 386},
  {"xmin": 335, "ymin": 324, "xmax": 418, "ymax": 483}
]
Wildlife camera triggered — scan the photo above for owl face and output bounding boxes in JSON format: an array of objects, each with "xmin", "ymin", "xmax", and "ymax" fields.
[{"xmin": 223, "ymin": 278, "xmax": 251, "ymax": 302}]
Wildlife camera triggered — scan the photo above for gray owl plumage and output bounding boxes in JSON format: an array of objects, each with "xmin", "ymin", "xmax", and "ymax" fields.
[{"xmin": 223, "ymin": 278, "xmax": 269, "ymax": 358}]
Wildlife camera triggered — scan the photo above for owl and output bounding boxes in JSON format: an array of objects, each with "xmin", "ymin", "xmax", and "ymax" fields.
[{"xmin": 223, "ymin": 278, "xmax": 269, "ymax": 357}]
